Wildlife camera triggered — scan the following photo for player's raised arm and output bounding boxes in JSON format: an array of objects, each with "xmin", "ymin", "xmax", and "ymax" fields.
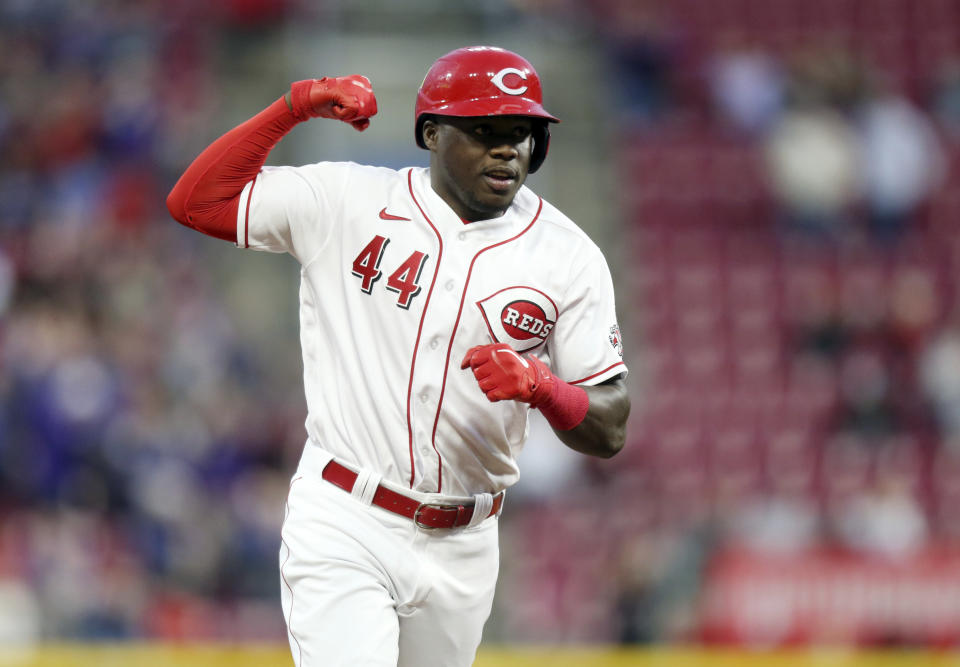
[
  {"xmin": 165, "ymin": 76, "xmax": 377, "ymax": 240},
  {"xmin": 460, "ymin": 343, "xmax": 630, "ymax": 458}
]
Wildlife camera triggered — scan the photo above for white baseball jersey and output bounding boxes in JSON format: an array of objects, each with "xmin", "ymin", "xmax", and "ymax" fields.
[{"xmin": 236, "ymin": 163, "xmax": 626, "ymax": 497}]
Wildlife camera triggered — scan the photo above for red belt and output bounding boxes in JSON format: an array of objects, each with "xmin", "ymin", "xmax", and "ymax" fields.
[{"xmin": 321, "ymin": 460, "xmax": 504, "ymax": 530}]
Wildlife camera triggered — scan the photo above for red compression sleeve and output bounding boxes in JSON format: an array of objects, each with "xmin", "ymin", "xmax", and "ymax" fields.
[
  {"xmin": 536, "ymin": 381, "xmax": 590, "ymax": 431},
  {"xmin": 166, "ymin": 96, "xmax": 301, "ymax": 241}
]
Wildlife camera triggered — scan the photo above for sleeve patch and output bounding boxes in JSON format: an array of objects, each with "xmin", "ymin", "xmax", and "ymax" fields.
[{"xmin": 609, "ymin": 324, "xmax": 623, "ymax": 358}]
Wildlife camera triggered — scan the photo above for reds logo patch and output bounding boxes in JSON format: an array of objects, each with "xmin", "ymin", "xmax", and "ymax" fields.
[{"xmin": 477, "ymin": 286, "xmax": 558, "ymax": 352}]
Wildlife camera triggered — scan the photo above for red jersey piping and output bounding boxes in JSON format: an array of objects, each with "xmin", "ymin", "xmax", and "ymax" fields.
[
  {"xmin": 243, "ymin": 174, "xmax": 258, "ymax": 248},
  {"xmin": 571, "ymin": 361, "xmax": 626, "ymax": 385},
  {"xmin": 428, "ymin": 198, "xmax": 545, "ymax": 492},
  {"xmin": 279, "ymin": 475, "xmax": 303, "ymax": 665},
  {"xmin": 404, "ymin": 170, "xmax": 444, "ymax": 488}
]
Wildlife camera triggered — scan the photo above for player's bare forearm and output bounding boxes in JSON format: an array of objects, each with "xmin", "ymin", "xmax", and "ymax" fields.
[{"xmin": 552, "ymin": 377, "xmax": 629, "ymax": 458}]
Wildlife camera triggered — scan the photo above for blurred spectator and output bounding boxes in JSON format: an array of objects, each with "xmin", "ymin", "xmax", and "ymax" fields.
[
  {"xmin": 613, "ymin": 534, "xmax": 664, "ymax": 644},
  {"xmin": 919, "ymin": 320, "xmax": 960, "ymax": 439},
  {"xmin": 0, "ymin": 578, "xmax": 40, "ymax": 643},
  {"xmin": 887, "ymin": 267, "xmax": 941, "ymax": 354},
  {"xmin": 0, "ymin": 247, "xmax": 13, "ymax": 315},
  {"xmin": 726, "ymin": 490, "xmax": 820, "ymax": 555},
  {"xmin": 856, "ymin": 89, "xmax": 946, "ymax": 242},
  {"xmin": 593, "ymin": 0, "xmax": 679, "ymax": 123},
  {"xmin": 833, "ymin": 473, "xmax": 928, "ymax": 561},
  {"xmin": 833, "ymin": 347, "xmax": 902, "ymax": 439},
  {"xmin": 932, "ymin": 57, "xmax": 960, "ymax": 137},
  {"xmin": 614, "ymin": 527, "xmax": 709, "ymax": 645},
  {"xmin": 763, "ymin": 104, "xmax": 861, "ymax": 240},
  {"xmin": 708, "ymin": 42, "xmax": 784, "ymax": 134}
]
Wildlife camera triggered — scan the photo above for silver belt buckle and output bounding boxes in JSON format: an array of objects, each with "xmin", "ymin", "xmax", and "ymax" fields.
[{"xmin": 414, "ymin": 503, "xmax": 464, "ymax": 530}]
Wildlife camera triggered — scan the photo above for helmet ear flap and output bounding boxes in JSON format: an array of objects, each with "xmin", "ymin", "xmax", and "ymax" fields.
[{"xmin": 529, "ymin": 121, "xmax": 550, "ymax": 174}]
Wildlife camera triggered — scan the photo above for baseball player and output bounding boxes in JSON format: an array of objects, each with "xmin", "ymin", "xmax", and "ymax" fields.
[{"xmin": 166, "ymin": 45, "xmax": 629, "ymax": 667}]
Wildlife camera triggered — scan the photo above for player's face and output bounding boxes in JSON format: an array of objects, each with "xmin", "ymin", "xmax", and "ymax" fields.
[{"xmin": 424, "ymin": 116, "xmax": 534, "ymax": 222}]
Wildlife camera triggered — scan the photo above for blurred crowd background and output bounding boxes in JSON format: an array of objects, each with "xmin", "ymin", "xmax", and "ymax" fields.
[{"xmin": 2, "ymin": 0, "xmax": 960, "ymax": 650}]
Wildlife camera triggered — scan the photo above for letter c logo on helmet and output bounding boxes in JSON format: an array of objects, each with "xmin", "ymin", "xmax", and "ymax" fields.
[
  {"xmin": 490, "ymin": 67, "xmax": 528, "ymax": 95},
  {"xmin": 414, "ymin": 46, "xmax": 560, "ymax": 174}
]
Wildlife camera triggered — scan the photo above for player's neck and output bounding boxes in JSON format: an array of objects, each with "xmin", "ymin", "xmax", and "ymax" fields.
[{"xmin": 430, "ymin": 184, "xmax": 510, "ymax": 225}]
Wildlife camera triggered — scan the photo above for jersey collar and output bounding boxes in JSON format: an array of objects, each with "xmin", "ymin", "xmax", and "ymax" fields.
[{"xmin": 411, "ymin": 167, "xmax": 533, "ymax": 235}]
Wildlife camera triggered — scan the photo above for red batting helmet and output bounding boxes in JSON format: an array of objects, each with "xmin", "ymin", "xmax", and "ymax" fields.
[{"xmin": 415, "ymin": 46, "xmax": 560, "ymax": 174}]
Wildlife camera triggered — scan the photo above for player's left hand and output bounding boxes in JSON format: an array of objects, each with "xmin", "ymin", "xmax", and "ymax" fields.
[
  {"xmin": 290, "ymin": 75, "xmax": 378, "ymax": 131},
  {"xmin": 460, "ymin": 343, "xmax": 555, "ymax": 405}
]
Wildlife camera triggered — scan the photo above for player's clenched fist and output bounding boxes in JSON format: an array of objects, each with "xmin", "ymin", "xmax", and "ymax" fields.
[
  {"xmin": 461, "ymin": 342, "xmax": 590, "ymax": 430},
  {"xmin": 460, "ymin": 343, "xmax": 555, "ymax": 405},
  {"xmin": 289, "ymin": 75, "xmax": 378, "ymax": 131}
]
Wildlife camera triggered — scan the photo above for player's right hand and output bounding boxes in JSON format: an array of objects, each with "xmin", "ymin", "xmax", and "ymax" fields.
[
  {"xmin": 460, "ymin": 343, "xmax": 555, "ymax": 405},
  {"xmin": 290, "ymin": 75, "xmax": 378, "ymax": 131}
]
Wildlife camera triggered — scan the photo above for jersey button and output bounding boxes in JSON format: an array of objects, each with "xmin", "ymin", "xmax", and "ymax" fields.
[
  {"xmin": 457, "ymin": 232, "xmax": 466, "ymax": 241},
  {"xmin": 445, "ymin": 280, "xmax": 455, "ymax": 291},
  {"xmin": 419, "ymin": 392, "xmax": 429, "ymax": 403},
  {"xmin": 429, "ymin": 338, "xmax": 440, "ymax": 350}
]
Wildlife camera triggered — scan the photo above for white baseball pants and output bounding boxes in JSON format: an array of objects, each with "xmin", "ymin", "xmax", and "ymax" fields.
[{"xmin": 279, "ymin": 448, "xmax": 500, "ymax": 667}]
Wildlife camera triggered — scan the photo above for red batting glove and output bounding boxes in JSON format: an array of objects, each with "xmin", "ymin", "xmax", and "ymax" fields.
[
  {"xmin": 460, "ymin": 343, "xmax": 554, "ymax": 404},
  {"xmin": 460, "ymin": 343, "xmax": 589, "ymax": 430},
  {"xmin": 289, "ymin": 75, "xmax": 377, "ymax": 131}
]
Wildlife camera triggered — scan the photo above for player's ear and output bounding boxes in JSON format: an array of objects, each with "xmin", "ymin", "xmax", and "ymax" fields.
[{"xmin": 422, "ymin": 118, "xmax": 441, "ymax": 150}]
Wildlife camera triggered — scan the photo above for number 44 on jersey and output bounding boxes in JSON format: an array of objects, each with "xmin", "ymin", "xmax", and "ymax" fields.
[{"xmin": 351, "ymin": 235, "xmax": 429, "ymax": 309}]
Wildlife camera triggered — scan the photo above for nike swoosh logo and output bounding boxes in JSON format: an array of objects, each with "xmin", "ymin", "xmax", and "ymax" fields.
[{"xmin": 379, "ymin": 208, "xmax": 411, "ymax": 221}]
